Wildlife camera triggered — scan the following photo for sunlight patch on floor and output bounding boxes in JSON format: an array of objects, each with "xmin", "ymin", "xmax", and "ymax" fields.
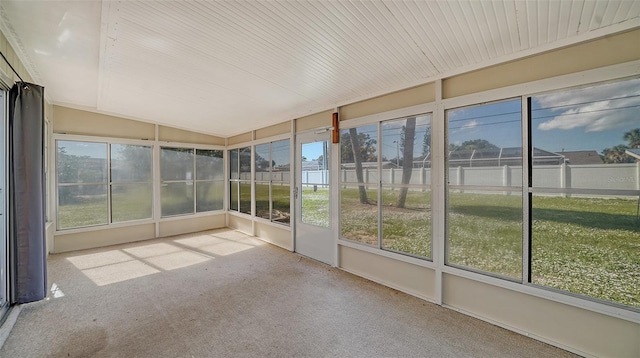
[
  {"xmin": 66, "ymin": 241, "xmax": 214, "ymax": 286},
  {"xmin": 123, "ymin": 243, "xmax": 181, "ymax": 258},
  {"xmin": 49, "ymin": 283, "xmax": 65, "ymax": 299},
  {"xmin": 81, "ymin": 260, "xmax": 159, "ymax": 286},
  {"xmin": 174, "ymin": 234, "xmax": 258, "ymax": 256},
  {"xmin": 66, "ymin": 250, "xmax": 132, "ymax": 270},
  {"xmin": 144, "ymin": 251, "xmax": 210, "ymax": 271}
]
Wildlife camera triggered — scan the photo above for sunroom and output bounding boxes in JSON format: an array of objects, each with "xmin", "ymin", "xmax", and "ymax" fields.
[{"xmin": 0, "ymin": 1, "xmax": 638, "ymax": 357}]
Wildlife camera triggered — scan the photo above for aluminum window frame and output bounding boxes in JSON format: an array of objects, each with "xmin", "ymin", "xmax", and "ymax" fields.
[
  {"xmin": 55, "ymin": 139, "xmax": 110, "ymax": 230},
  {"xmin": 338, "ymin": 104, "xmax": 436, "ymax": 261},
  {"xmin": 443, "ymin": 97, "xmax": 525, "ymax": 282},
  {"xmin": 524, "ymin": 75, "xmax": 640, "ymax": 313},
  {"xmin": 53, "ymin": 133, "xmax": 225, "ymax": 233}
]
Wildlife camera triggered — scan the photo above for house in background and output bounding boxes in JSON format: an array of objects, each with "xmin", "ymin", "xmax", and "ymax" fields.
[
  {"xmin": 0, "ymin": 1, "xmax": 638, "ymax": 357},
  {"xmin": 625, "ymin": 148, "xmax": 640, "ymax": 162},
  {"xmin": 559, "ymin": 150, "xmax": 604, "ymax": 164}
]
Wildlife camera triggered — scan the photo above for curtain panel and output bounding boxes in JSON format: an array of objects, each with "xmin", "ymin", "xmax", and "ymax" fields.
[{"xmin": 8, "ymin": 82, "xmax": 46, "ymax": 303}]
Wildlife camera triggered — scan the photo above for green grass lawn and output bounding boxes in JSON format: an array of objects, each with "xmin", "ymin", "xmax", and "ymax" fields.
[
  {"xmin": 58, "ymin": 194, "xmax": 108, "ymax": 229},
  {"xmin": 254, "ymin": 183, "xmax": 291, "ymax": 224},
  {"xmin": 448, "ymin": 192, "xmax": 522, "ymax": 278},
  {"xmin": 531, "ymin": 196, "xmax": 639, "ymax": 308},
  {"xmin": 339, "ymin": 187, "xmax": 432, "ymax": 258},
  {"xmin": 301, "ymin": 186, "xmax": 330, "ymax": 227},
  {"xmin": 59, "ymin": 181, "xmax": 225, "ymax": 228},
  {"xmin": 340, "ymin": 188, "xmax": 639, "ymax": 308}
]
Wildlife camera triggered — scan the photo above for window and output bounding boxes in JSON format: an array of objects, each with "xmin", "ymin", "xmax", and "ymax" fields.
[
  {"xmin": 255, "ymin": 140, "xmax": 290, "ymax": 225},
  {"xmin": 56, "ymin": 141, "xmax": 155, "ymax": 230},
  {"xmin": 530, "ymin": 78, "xmax": 640, "ymax": 309},
  {"xmin": 300, "ymin": 140, "xmax": 329, "ymax": 227},
  {"xmin": 161, "ymin": 147, "xmax": 195, "ymax": 216},
  {"xmin": 57, "ymin": 141, "xmax": 108, "ymax": 229},
  {"xmin": 111, "ymin": 144, "xmax": 153, "ymax": 222},
  {"xmin": 255, "ymin": 143, "xmax": 270, "ymax": 220},
  {"xmin": 339, "ymin": 116, "xmax": 433, "ymax": 259},
  {"xmin": 228, "ymin": 146, "xmax": 252, "ymax": 215},
  {"xmin": 229, "ymin": 148, "xmax": 238, "ymax": 212},
  {"xmin": 161, "ymin": 147, "xmax": 223, "ymax": 217},
  {"xmin": 381, "ymin": 115, "xmax": 432, "ymax": 258},
  {"xmin": 270, "ymin": 140, "xmax": 291, "ymax": 224},
  {"xmin": 446, "ymin": 99, "xmax": 523, "ymax": 279},
  {"xmin": 340, "ymin": 124, "xmax": 378, "ymax": 246},
  {"xmin": 56, "ymin": 140, "xmax": 222, "ymax": 230},
  {"xmin": 196, "ymin": 149, "xmax": 224, "ymax": 212}
]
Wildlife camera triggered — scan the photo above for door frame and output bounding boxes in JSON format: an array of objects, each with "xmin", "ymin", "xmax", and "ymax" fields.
[{"xmin": 294, "ymin": 128, "xmax": 338, "ymax": 266}]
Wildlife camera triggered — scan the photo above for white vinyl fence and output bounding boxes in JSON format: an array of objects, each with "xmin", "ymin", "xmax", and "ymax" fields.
[{"xmin": 253, "ymin": 163, "xmax": 640, "ymax": 197}]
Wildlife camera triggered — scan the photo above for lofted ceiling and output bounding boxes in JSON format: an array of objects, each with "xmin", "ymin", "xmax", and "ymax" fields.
[{"xmin": 0, "ymin": 1, "xmax": 639, "ymax": 137}]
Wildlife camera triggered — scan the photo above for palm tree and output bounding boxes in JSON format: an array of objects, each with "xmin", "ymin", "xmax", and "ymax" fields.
[
  {"xmin": 397, "ymin": 118, "xmax": 416, "ymax": 208},
  {"xmin": 602, "ymin": 145, "xmax": 633, "ymax": 164},
  {"xmin": 349, "ymin": 128, "xmax": 368, "ymax": 204},
  {"xmin": 623, "ymin": 128, "xmax": 640, "ymax": 149}
]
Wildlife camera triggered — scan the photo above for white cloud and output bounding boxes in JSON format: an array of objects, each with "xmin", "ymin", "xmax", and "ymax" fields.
[
  {"xmin": 535, "ymin": 78, "xmax": 640, "ymax": 108},
  {"xmin": 461, "ymin": 120, "xmax": 478, "ymax": 130},
  {"xmin": 535, "ymin": 78, "xmax": 640, "ymax": 132}
]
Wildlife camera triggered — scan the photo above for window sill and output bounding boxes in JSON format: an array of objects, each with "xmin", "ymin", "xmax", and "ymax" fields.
[{"xmin": 55, "ymin": 218, "xmax": 156, "ymax": 235}]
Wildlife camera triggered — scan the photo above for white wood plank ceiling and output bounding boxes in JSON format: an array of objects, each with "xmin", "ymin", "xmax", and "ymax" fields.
[{"xmin": 1, "ymin": 1, "xmax": 639, "ymax": 137}]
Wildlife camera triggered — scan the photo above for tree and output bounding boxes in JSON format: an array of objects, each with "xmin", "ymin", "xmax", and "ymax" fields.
[
  {"xmin": 602, "ymin": 145, "xmax": 633, "ymax": 164},
  {"xmin": 115, "ymin": 145, "xmax": 152, "ymax": 181},
  {"xmin": 623, "ymin": 128, "xmax": 640, "ymax": 149},
  {"xmin": 340, "ymin": 131, "xmax": 377, "ymax": 163},
  {"xmin": 239, "ymin": 147, "xmax": 252, "ymax": 174},
  {"xmin": 399, "ymin": 125, "xmax": 407, "ymax": 156},
  {"xmin": 254, "ymin": 152, "xmax": 269, "ymax": 172},
  {"xmin": 161, "ymin": 147, "xmax": 194, "ymax": 180},
  {"xmin": 457, "ymin": 139, "xmax": 498, "ymax": 150},
  {"xmin": 57, "ymin": 146, "xmax": 79, "ymax": 183},
  {"xmin": 57, "ymin": 146, "xmax": 81, "ymax": 205},
  {"xmin": 600, "ymin": 128, "xmax": 640, "ymax": 163},
  {"xmin": 340, "ymin": 129, "xmax": 377, "ymax": 204},
  {"xmin": 349, "ymin": 128, "xmax": 369, "ymax": 204},
  {"xmin": 422, "ymin": 127, "xmax": 431, "ymax": 156},
  {"xmin": 397, "ymin": 118, "xmax": 416, "ymax": 208}
]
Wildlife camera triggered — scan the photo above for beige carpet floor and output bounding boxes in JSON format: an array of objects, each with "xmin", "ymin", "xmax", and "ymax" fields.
[{"xmin": 0, "ymin": 228, "xmax": 576, "ymax": 357}]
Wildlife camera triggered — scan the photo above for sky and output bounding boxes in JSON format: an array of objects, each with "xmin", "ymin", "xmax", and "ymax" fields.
[
  {"xmin": 301, "ymin": 141, "xmax": 326, "ymax": 162},
  {"xmin": 531, "ymin": 77, "xmax": 640, "ymax": 153},
  {"xmin": 448, "ymin": 99, "xmax": 521, "ymax": 150},
  {"xmin": 58, "ymin": 141, "xmax": 107, "ymax": 159},
  {"xmin": 448, "ymin": 77, "xmax": 640, "ymax": 155}
]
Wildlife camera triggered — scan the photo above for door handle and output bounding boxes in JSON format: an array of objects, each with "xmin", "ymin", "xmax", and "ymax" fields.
[{"xmin": 294, "ymin": 187, "xmax": 298, "ymax": 199}]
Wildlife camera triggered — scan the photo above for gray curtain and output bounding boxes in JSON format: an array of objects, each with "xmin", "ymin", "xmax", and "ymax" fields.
[{"xmin": 8, "ymin": 82, "xmax": 46, "ymax": 303}]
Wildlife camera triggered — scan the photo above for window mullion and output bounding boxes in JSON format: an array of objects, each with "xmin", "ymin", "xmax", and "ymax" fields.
[
  {"xmin": 269, "ymin": 143, "xmax": 273, "ymax": 222},
  {"xmin": 107, "ymin": 144, "xmax": 112, "ymax": 224},
  {"xmin": 193, "ymin": 149, "xmax": 197, "ymax": 214},
  {"xmin": 377, "ymin": 122, "xmax": 382, "ymax": 250},
  {"xmin": 522, "ymin": 96, "xmax": 531, "ymax": 284}
]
